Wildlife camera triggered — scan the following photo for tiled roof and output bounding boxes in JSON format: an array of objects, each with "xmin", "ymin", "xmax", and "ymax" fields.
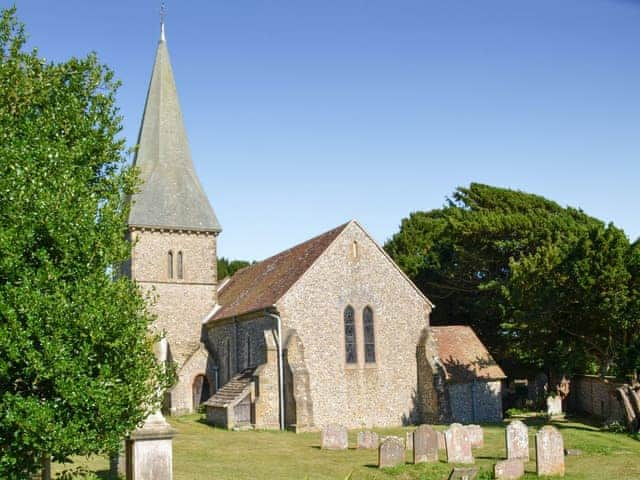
[
  {"xmin": 210, "ymin": 223, "xmax": 350, "ymax": 322},
  {"xmin": 431, "ymin": 326, "xmax": 506, "ymax": 383}
]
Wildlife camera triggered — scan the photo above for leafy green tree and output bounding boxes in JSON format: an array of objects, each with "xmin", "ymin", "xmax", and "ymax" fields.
[
  {"xmin": 0, "ymin": 9, "xmax": 171, "ymax": 478},
  {"xmin": 385, "ymin": 183, "xmax": 638, "ymax": 377},
  {"xmin": 507, "ymin": 223, "xmax": 635, "ymax": 375},
  {"xmin": 217, "ymin": 257, "xmax": 252, "ymax": 279}
]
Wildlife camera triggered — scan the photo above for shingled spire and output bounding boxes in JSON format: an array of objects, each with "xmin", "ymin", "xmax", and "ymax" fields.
[{"xmin": 128, "ymin": 24, "xmax": 221, "ymax": 232}]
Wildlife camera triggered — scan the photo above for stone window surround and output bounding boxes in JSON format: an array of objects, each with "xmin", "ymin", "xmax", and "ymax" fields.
[
  {"xmin": 344, "ymin": 305, "xmax": 357, "ymax": 364},
  {"xmin": 177, "ymin": 251, "xmax": 184, "ymax": 279},
  {"xmin": 363, "ymin": 305, "xmax": 376, "ymax": 363},
  {"xmin": 343, "ymin": 303, "xmax": 378, "ymax": 370}
]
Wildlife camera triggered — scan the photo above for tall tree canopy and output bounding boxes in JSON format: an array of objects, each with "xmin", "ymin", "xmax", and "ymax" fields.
[
  {"xmin": 385, "ymin": 183, "xmax": 639, "ymax": 378},
  {"xmin": 0, "ymin": 9, "xmax": 170, "ymax": 478},
  {"xmin": 217, "ymin": 257, "xmax": 252, "ymax": 280}
]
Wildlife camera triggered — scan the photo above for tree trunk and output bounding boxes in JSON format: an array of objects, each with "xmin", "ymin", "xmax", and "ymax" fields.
[{"xmin": 41, "ymin": 456, "xmax": 51, "ymax": 480}]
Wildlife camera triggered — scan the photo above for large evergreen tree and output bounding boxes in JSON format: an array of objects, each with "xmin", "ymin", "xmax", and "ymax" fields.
[
  {"xmin": 0, "ymin": 9, "xmax": 170, "ymax": 478},
  {"xmin": 385, "ymin": 183, "xmax": 639, "ymax": 378}
]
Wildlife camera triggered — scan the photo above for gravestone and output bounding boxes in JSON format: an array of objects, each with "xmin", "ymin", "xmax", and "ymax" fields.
[
  {"xmin": 494, "ymin": 459, "xmax": 524, "ymax": 479},
  {"xmin": 445, "ymin": 423, "xmax": 474, "ymax": 464},
  {"xmin": 357, "ymin": 430, "xmax": 379, "ymax": 449},
  {"xmin": 413, "ymin": 424, "xmax": 438, "ymax": 464},
  {"xmin": 448, "ymin": 467, "xmax": 478, "ymax": 479},
  {"xmin": 506, "ymin": 420, "xmax": 529, "ymax": 461},
  {"xmin": 535, "ymin": 425, "xmax": 565, "ymax": 476},
  {"xmin": 378, "ymin": 436, "xmax": 405, "ymax": 468},
  {"xmin": 437, "ymin": 430, "xmax": 446, "ymax": 450},
  {"xmin": 465, "ymin": 425, "xmax": 484, "ymax": 448},
  {"xmin": 321, "ymin": 424, "xmax": 348, "ymax": 450},
  {"xmin": 405, "ymin": 431, "xmax": 414, "ymax": 450},
  {"xmin": 546, "ymin": 396, "xmax": 563, "ymax": 416}
]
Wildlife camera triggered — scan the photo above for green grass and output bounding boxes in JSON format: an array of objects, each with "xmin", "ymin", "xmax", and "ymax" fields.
[{"xmin": 53, "ymin": 415, "xmax": 640, "ymax": 479}]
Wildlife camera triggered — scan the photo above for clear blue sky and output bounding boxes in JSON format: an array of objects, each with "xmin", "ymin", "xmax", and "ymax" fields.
[{"xmin": 13, "ymin": 0, "xmax": 640, "ymax": 260}]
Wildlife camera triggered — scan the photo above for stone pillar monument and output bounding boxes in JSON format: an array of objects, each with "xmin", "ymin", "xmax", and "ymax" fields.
[{"xmin": 125, "ymin": 338, "xmax": 175, "ymax": 480}]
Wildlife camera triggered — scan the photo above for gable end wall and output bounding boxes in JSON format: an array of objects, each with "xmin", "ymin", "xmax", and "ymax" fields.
[{"xmin": 277, "ymin": 222, "xmax": 431, "ymax": 428}]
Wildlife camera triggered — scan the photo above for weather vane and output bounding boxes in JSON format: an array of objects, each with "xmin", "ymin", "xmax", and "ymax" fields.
[{"xmin": 160, "ymin": 1, "xmax": 167, "ymax": 41}]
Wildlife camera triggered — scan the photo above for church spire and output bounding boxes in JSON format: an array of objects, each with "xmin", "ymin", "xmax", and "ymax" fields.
[{"xmin": 128, "ymin": 18, "xmax": 221, "ymax": 233}]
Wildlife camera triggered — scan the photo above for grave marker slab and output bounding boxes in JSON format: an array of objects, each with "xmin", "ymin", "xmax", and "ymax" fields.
[
  {"xmin": 378, "ymin": 436, "xmax": 405, "ymax": 468},
  {"xmin": 535, "ymin": 425, "xmax": 565, "ymax": 476},
  {"xmin": 445, "ymin": 423, "xmax": 474, "ymax": 464},
  {"xmin": 405, "ymin": 431, "xmax": 414, "ymax": 450},
  {"xmin": 494, "ymin": 459, "xmax": 524, "ymax": 479},
  {"xmin": 321, "ymin": 424, "xmax": 348, "ymax": 450},
  {"xmin": 357, "ymin": 431, "xmax": 379, "ymax": 450},
  {"xmin": 465, "ymin": 425, "xmax": 484, "ymax": 448},
  {"xmin": 506, "ymin": 420, "xmax": 529, "ymax": 461},
  {"xmin": 413, "ymin": 424, "xmax": 438, "ymax": 464},
  {"xmin": 547, "ymin": 396, "xmax": 563, "ymax": 416},
  {"xmin": 448, "ymin": 467, "xmax": 478, "ymax": 480}
]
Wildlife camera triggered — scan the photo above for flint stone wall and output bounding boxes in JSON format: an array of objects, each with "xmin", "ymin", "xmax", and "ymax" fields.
[
  {"xmin": 130, "ymin": 228, "xmax": 217, "ymax": 415},
  {"xmin": 567, "ymin": 375, "xmax": 625, "ymax": 423},
  {"xmin": 448, "ymin": 380, "xmax": 503, "ymax": 423},
  {"xmin": 277, "ymin": 222, "xmax": 433, "ymax": 428}
]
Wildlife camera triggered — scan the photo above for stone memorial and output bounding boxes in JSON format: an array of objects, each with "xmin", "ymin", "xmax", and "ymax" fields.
[
  {"xmin": 494, "ymin": 459, "xmax": 525, "ymax": 479},
  {"xmin": 413, "ymin": 424, "xmax": 438, "ymax": 464},
  {"xmin": 357, "ymin": 430, "xmax": 379, "ymax": 449},
  {"xmin": 465, "ymin": 425, "xmax": 484, "ymax": 448},
  {"xmin": 506, "ymin": 420, "xmax": 529, "ymax": 461},
  {"xmin": 445, "ymin": 423, "xmax": 474, "ymax": 464},
  {"xmin": 405, "ymin": 431, "xmax": 414, "ymax": 450},
  {"xmin": 378, "ymin": 436, "xmax": 405, "ymax": 468},
  {"xmin": 535, "ymin": 425, "xmax": 565, "ymax": 476},
  {"xmin": 546, "ymin": 395, "xmax": 563, "ymax": 416},
  {"xmin": 448, "ymin": 467, "xmax": 478, "ymax": 479},
  {"xmin": 438, "ymin": 430, "xmax": 446, "ymax": 450},
  {"xmin": 321, "ymin": 424, "xmax": 348, "ymax": 450}
]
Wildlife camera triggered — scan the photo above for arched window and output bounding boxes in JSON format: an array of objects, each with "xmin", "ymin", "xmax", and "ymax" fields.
[
  {"xmin": 177, "ymin": 251, "xmax": 184, "ymax": 279},
  {"xmin": 226, "ymin": 339, "xmax": 232, "ymax": 381},
  {"xmin": 363, "ymin": 306, "xmax": 376, "ymax": 363},
  {"xmin": 167, "ymin": 251, "xmax": 174, "ymax": 279},
  {"xmin": 344, "ymin": 306, "xmax": 357, "ymax": 364},
  {"xmin": 246, "ymin": 335, "xmax": 251, "ymax": 368}
]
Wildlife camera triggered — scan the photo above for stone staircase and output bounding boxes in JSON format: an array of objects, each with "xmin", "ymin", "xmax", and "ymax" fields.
[{"xmin": 204, "ymin": 367, "xmax": 256, "ymax": 408}]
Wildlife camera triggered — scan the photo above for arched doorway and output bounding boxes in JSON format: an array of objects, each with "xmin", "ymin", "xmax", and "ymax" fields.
[{"xmin": 192, "ymin": 374, "xmax": 211, "ymax": 411}]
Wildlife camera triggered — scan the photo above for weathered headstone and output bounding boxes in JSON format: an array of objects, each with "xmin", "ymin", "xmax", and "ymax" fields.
[
  {"xmin": 465, "ymin": 425, "xmax": 484, "ymax": 448},
  {"xmin": 546, "ymin": 396, "xmax": 563, "ymax": 416},
  {"xmin": 506, "ymin": 420, "xmax": 529, "ymax": 461},
  {"xmin": 448, "ymin": 467, "xmax": 478, "ymax": 479},
  {"xmin": 357, "ymin": 430, "xmax": 379, "ymax": 449},
  {"xmin": 378, "ymin": 436, "xmax": 405, "ymax": 468},
  {"xmin": 445, "ymin": 423, "xmax": 474, "ymax": 464},
  {"xmin": 437, "ymin": 430, "xmax": 446, "ymax": 450},
  {"xmin": 321, "ymin": 424, "xmax": 348, "ymax": 450},
  {"xmin": 494, "ymin": 459, "xmax": 525, "ymax": 479},
  {"xmin": 405, "ymin": 431, "xmax": 414, "ymax": 450},
  {"xmin": 413, "ymin": 424, "xmax": 438, "ymax": 464},
  {"xmin": 535, "ymin": 425, "xmax": 565, "ymax": 476}
]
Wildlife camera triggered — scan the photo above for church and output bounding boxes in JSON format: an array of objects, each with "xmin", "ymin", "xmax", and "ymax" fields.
[{"xmin": 125, "ymin": 26, "xmax": 505, "ymax": 431}]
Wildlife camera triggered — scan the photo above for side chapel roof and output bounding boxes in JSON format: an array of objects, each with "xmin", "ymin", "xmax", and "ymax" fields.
[
  {"xmin": 127, "ymin": 29, "xmax": 221, "ymax": 232},
  {"xmin": 210, "ymin": 223, "xmax": 350, "ymax": 322},
  {"xmin": 430, "ymin": 326, "xmax": 506, "ymax": 383}
]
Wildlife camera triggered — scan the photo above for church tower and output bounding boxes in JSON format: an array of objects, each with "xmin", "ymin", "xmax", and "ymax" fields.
[{"xmin": 127, "ymin": 23, "xmax": 221, "ymax": 414}]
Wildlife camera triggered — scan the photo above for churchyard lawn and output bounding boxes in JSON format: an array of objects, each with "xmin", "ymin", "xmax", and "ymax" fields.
[{"xmin": 54, "ymin": 414, "xmax": 640, "ymax": 479}]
